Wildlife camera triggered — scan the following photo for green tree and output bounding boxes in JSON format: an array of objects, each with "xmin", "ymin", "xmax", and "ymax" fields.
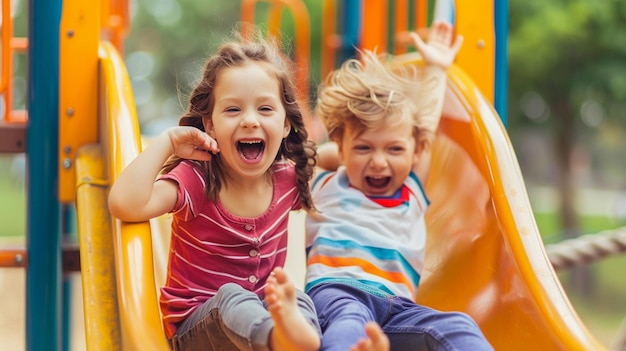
[
  {"xmin": 508, "ymin": 0, "xmax": 626, "ymax": 295},
  {"xmin": 125, "ymin": 0, "xmax": 241, "ymax": 130},
  {"xmin": 125, "ymin": 0, "xmax": 325, "ymax": 132}
]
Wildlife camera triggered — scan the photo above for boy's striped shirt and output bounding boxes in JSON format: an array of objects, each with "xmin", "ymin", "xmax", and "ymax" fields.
[{"xmin": 305, "ymin": 167, "xmax": 429, "ymax": 300}]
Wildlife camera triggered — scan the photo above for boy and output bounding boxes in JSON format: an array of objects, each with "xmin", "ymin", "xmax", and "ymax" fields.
[{"xmin": 306, "ymin": 21, "xmax": 494, "ymax": 351}]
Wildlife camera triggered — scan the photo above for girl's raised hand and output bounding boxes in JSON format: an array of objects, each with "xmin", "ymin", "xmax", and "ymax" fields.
[
  {"xmin": 410, "ymin": 21, "xmax": 463, "ymax": 70},
  {"xmin": 167, "ymin": 126, "xmax": 220, "ymax": 161}
]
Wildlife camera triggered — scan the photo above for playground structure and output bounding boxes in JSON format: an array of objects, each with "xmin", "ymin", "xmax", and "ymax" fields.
[{"xmin": 1, "ymin": 0, "xmax": 625, "ymax": 350}]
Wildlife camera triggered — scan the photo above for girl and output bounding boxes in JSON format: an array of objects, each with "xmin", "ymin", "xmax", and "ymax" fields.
[{"xmin": 108, "ymin": 36, "xmax": 321, "ymax": 351}]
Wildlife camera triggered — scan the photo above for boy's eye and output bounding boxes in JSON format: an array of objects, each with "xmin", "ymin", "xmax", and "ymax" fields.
[
  {"xmin": 390, "ymin": 146, "xmax": 405, "ymax": 152},
  {"xmin": 354, "ymin": 145, "xmax": 370, "ymax": 151}
]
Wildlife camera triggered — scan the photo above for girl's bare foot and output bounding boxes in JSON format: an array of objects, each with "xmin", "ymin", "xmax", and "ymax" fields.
[
  {"xmin": 349, "ymin": 322, "xmax": 390, "ymax": 351},
  {"xmin": 264, "ymin": 267, "xmax": 320, "ymax": 351}
]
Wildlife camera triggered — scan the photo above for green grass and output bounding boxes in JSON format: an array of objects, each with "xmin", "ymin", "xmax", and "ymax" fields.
[
  {"xmin": 0, "ymin": 155, "xmax": 26, "ymax": 238},
  {"xmin": 535, "ymin": 211, "xmax": 622, "ymax": 244}
]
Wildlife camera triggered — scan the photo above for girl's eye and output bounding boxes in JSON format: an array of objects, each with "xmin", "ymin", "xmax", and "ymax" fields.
[
  {"xmin": 390, "ymin": 146, "xmax": 405, "ymax": 152},
  {"xmin": 354, "ymin": 145, "xmax": 370, "ymax": 151},
  {"xmin": 259, "ymin": 106, "xmax": 274, "ymax": 112},
  {"xmin": 225, "ymin": 107, "xmax": 240, "ymax": 113}
]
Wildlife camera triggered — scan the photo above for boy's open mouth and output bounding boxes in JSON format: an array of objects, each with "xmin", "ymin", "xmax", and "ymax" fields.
[
  {"xmin": 365, "ymin": 176, "xmax": 391, "ymax": 189},
  {"xmin": 238, "ymin": 140, "xmax": 265, "ymax": 160}
]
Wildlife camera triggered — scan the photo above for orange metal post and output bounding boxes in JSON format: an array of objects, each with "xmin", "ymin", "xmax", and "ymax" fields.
[
  {"xmin": 98, "ymin": 0, "xmax": 131, "ymax": 57},
  {"xmin": 267, "ymin": 2, "xmax": 285, "ymax": 39},
  {"xmin": 58, "ymin": 0, "xmax": 101, "ymax": 202},
  {"xmin": 455, "ymin": 0, "xmax": 495, "ymax": 102},
  {"xmin": 239, "ymin": 0, "xmax": 311, "ymax": 110},
  {"xmin": 321, "ymin": 0, "xmax": 339, "ymax": 80},
  {"xmin": 361, "ymin": 0, "xmax": 388, "ymax": 53},
  {"xmin": 415, "ymin": 0, "xmax": 427, "ymax": 29},
  {"xmin": 394, "ymin": 0, "xmax": 409, "ymax": 54},
  {"xmin": 1, "ymin": 0, "xmax": 13, "ymax": 120},
  {"xmin": 0, "ymin": 0, "xmax": 27, "ymax": 153},
  {"xmin": 240, "ymin": 0, "xmax": 257, "ymax": 41},
  {"xmin": 0, "ymin": 248, "xmax": 27, "ymax": 268}
]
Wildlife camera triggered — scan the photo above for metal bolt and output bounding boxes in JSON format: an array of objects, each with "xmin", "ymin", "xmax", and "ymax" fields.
[
  {"xmin": 15, "ymin": 254, "xmax": 23, "ymax": 265},
  {"xmin": 477, "ymin": 39, "xmax": 485, "ymax": 49},
  {"xmin": 63, "ymin": 158, "xmax": 72, "ymax": 169},
  {"xmin": 66, "ymin": 108, "xmax": 74, "ymax": 117},
  {"xmin": 67, "ymin": 30, "xmax": 74, "ymax": 38},
  {"xmin": 63, "ymin": 146, "xmax": 72, "ymax": 154}
]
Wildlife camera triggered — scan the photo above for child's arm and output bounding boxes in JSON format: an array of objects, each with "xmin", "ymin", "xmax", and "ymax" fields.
[
  {"xmin": 410, "ymin": 21, "xmax": 464, "ymax": 136},
  {"xmin": 316, "ymin": 141, "xmax": 340, "ymax": 171},
  {"xmin": 410, "ymin": 21, "xmax": 463, "ymax": 181},
  {"xmin": 108, "ymin": 126, "xmax": 219, "ymax": 222}
]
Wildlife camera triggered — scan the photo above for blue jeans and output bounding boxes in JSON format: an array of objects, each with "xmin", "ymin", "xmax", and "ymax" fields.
[
  {"xmin": 171, "ymin": 283, "xmax": 321, "ymax": 351},
  {"xmin": 308, "ymin": 282, "xmax": 493, "ymax": 351}
]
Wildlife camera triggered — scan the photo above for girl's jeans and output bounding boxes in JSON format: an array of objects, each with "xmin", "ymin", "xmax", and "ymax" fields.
[
  {"xmin": 307, "ymin": 282, "xmax": 494, "ymax": 351},
  {"xmin": 170, "ymin": 282, "xmax": 320, "ymax": 351}
]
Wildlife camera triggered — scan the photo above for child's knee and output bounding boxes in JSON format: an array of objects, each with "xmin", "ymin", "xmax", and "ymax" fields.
[
  {"xmin": 453, "ymin": 312, "xmax": 480, "ymax": 326},
  {"xmin": 440, "ymin": 311, "xmax": 481, "ymax": 329},
  {"xmin": 214, "ymin": 283, "xmax": 258, "ymax": 308}
]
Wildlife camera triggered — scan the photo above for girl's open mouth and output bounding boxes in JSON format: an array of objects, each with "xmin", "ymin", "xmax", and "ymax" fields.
[{"xmin": 238, "ymin": 140, "xmax": 265, "ymax": 161}]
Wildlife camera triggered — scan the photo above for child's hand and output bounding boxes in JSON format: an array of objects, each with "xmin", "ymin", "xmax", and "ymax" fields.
[
  {"xmin": 410, "ymin": 21, "xmax": 463, "ymax": 70},
  {"xmin": 166, "ymin": 126, "xmax": 220, "ymax": 161}
]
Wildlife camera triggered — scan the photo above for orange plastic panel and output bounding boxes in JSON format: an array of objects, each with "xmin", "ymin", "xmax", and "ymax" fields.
[
  {"xmin": 58, "ymin": 0, "xmax": 101, "ymax": 202},
  {"xmin": 361, "ymin": 0, "xmax": 388, "ymax": 53},
  {"xmin": 454, "ymin": 0, "xmax": 495, "ymax": 102}
]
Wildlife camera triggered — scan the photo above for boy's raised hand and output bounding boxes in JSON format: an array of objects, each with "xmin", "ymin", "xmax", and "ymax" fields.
[{"xmin": 410, "ymin": 21, "xmax": 463, "ymax": 69}]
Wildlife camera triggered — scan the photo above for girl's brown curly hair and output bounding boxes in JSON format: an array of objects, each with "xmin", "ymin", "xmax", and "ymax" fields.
[{"xmin": 162, "ymin": 34, "xmax": 317, "ymax": 211}]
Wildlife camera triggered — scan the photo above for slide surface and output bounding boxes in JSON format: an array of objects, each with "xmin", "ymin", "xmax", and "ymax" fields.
[
  {"xmin": 77, "ymin": 44, "xmax": 604, "ymax": 350},
  {"xmin": 403, "ymin": 56, "xmax": 604, "ymax": 350},
  {"xmin": 77, "ymin": 41, "xmax": 170, "ymax": 351}
]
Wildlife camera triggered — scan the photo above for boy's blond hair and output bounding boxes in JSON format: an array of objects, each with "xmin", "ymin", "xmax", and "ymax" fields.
[{"xmin": 315, "ymin": 50, "xmax": 440, "ymax": 150}]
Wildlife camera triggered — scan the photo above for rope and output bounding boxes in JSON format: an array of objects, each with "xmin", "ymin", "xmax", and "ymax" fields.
[
  {"xmin": 612, "ymin": 317, "xmax": 626, "ymax": 351},
  {"xmin": 545, "ymin": 227, "xmax": 626, "ymax": 271},
  {"xmin": 545, "ymin": 227, "xmax": 626, "ymax": 349}
]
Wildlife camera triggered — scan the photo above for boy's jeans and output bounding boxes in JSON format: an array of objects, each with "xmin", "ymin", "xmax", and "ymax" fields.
[
  {"xmin": 171, "ymin": 282, "xmax": 320, "ymax": 351},
  {"xmin": 308, "ymin": 282, "xmax": 494, "ymax": 351}
]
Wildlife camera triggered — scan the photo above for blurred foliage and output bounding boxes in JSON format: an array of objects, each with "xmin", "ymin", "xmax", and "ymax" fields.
[
  {"xmin": 126, "ymin": 0, "xmax": 626, "ymax": 176},
  {"xmin": 507, "ymin": 0, "xmax": 626, "ymax": 188},
  {"xmin": 509, "ymin": 0, "xmax": 626, "ymax": 107},
  {"xmin": 124, "ymin": 1, "xmax": 626, "ymax": 234},
  {"xmin": 126, "ymin": 0, "xmax": 240, "ymax": 129},
  {"xmin": 125, "ymin": 0, "xmax": 325, "ymax": 131}
]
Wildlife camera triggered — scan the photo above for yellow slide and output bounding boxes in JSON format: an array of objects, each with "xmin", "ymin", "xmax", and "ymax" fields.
[
  {"xmin": 75, "ymin": 43, "xmax": 604, "ymax": 350},
  {"xmin": 408, "ymin": 58, "xmax": 605, "ymax": 351},
  {"xmin": 76, "ymin": 41, "xmax": 171, "ymax": 350}
]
